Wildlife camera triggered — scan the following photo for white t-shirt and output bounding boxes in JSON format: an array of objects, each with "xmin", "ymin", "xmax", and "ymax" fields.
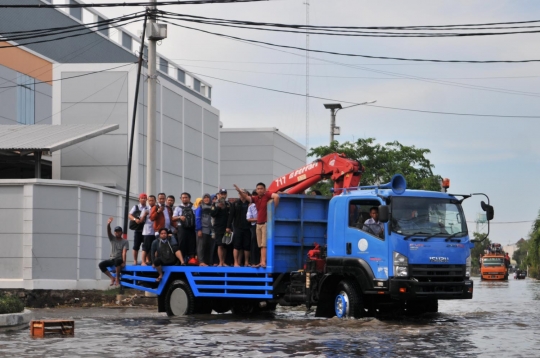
[
  {"xmin": 247, "ymin": 203, "xmax": 257, "ymax": 226},
  {"xmin": 141, "ymin": 205, "xmax": 154, "ymax": 235}
]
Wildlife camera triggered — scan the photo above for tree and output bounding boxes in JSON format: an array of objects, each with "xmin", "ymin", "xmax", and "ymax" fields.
[
  {"xmin": 526, "ymin": 210, "xmax": 540, "ymax": 278},
  {"xmin": 308, "ymin": 138, "xmax": 442, "ymax": 195},
  {"xmin": 471, "ymin": 232, "xmax": 489, "ymax": 275},
  {"xmin": 512, "ymin": 239, "xmax": 529, "ymax": 271}
]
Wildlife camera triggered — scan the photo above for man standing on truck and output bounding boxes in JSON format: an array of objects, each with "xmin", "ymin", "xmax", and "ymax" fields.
[
  {"xmin": 362, "ymin": 206, "xmax": 384, "ymax": 239},
  {"xmin": 234, "ymin": 182, "xmax": 279, "ymax": 268},
  {"xmin": 98, "ymin": 217, "xmax": 128, "ymax": 286},
  {"xmin": 195, "ymin": 193, "xmax": 213, "ymax": 266},
  {"xmin": 128, "ymin": 193, "xmax": 149, "ymax": 266},
  {"xmin": 227, "ymin": 189, "xmax": 252, "ymax": 267},
  {"xmin": 211, "ymin": 189, "xmax": 231, "ymax": 266},
  {"xmin": 173, "ymin": 192, "xmax": 197, "ymax": 261}
]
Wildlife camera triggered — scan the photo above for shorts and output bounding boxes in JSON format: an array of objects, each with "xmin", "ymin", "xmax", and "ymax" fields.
[
  {"xmin": 214, "ymin": 229, "xmax": 227, "ymax": 247},
  {"xmin": 142, "ymin": 235, "xmax": 156, "ymax": 253},
  {"xmin": 99, "ymin": 258, "xmax": 124, "ymax": 273},
  {"xmin": 133, "ymin": 231, "xmax": 144, "ymax": 251},
  {"xmin": 256, "ymin": 223, "xmax": 267, "ymax": 248},
  {"xmin": 233, "ymin": 227, "xmax": 251, "ymax": 251}
]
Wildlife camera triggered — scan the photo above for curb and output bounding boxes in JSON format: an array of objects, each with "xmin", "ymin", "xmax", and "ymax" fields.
[{"xmin": 0, "ymin": 309, "xmax": 32, "ymax": 331}]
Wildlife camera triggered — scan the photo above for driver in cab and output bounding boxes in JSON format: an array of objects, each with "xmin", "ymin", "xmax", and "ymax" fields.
[{"xmin": 362, "ymin": 207, "xmax": 384, "ymax": 239}]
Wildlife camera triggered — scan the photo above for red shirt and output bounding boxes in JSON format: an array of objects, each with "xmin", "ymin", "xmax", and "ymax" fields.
[{"xmin": 252, "ymin": 191, "xmax": 273, "ymax": 224}]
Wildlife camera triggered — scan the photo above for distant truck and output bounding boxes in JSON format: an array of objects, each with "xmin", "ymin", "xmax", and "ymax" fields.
[
  {"xmin": 480, "ymin": 243, "xmax": 509, "ymax": 281},
  {"xmin": 118, "ymin": 169, "xmax": 493, "ymax": 317}
]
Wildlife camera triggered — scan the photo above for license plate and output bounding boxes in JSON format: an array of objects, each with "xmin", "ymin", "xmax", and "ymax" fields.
[{"xmin": 491, "ymin": 275, "xmax": 496, "ymax": 278}]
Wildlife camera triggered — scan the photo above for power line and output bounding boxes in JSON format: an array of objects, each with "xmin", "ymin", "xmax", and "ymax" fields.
[
  {"xmin": 160, "ymin": 12, "xmax": 540, "ymax": 38},
  {"xmin": 0, "ymin": 0, "xmax": 270, "ymax": 8},
  {"xmin": 176, "ymin": 63, "xmax": 540, "ymax": 80},
  {"xmin": 182, "ymin": 69, "xmax": 540, "ymax": 118},
  {"xmin": 163, "ymin": 20, "xmax": 540, "ymax": 63}
]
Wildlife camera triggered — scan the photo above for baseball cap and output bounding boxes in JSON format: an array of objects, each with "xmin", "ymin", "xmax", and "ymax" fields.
[
  {"xmin": 114, "ymin": 226, "xmax": 123, "ymax": 232},
  {"xmin": 219, "ymin": 188, "xmax": 227, "ymax": 194},
  {"xmin": 139, "ymin": 193, "xmax": 147, "ymax": 199}
]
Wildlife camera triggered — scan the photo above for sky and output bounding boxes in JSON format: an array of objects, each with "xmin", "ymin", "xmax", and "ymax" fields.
[{"xmin": 93, "ymin": 0, "xmax": 540, "ymax": 246}]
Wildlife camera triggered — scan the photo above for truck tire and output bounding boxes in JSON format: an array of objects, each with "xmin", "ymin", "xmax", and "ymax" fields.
[
  {"xmin": 165, "ymin": 279, "xmax": 196, "ymax": 316},
  {"xmin": 334, "ymin": 279, "xmax": 364, "ymax": 318}
]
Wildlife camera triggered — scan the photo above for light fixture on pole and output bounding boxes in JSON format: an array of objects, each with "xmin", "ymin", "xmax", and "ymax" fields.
[{"xmin": 324, "ymin": 100, "xmax": 377, "ymax": 144}]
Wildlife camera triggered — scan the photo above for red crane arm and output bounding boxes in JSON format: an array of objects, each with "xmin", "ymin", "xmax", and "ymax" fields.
[{"xmin": 267, "ymin": 153, "xmax": 363, "ymax": 195}]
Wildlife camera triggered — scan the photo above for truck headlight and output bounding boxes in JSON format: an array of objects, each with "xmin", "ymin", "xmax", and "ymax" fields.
[
  {"xmin": 393, "ymin": 251, "xmax": 409, "ymax": 278},
  {"xmin": 465, "ymin": 255, "xmax": 471, "ymax": 278}
]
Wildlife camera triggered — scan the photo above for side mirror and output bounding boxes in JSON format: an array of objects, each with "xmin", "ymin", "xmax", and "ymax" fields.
[
  {"xmin": 481, "ymin": 201, "xmax": 494, "ymax": 221},
  {"xmin": 379, "ymin": 205, "xmax": 389, "ymax": 223}
]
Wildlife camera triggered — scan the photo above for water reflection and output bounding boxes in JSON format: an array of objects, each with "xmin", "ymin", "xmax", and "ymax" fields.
[{"xmin": 1, "ymin": 278, "xmax": 539, "ymax": 357}]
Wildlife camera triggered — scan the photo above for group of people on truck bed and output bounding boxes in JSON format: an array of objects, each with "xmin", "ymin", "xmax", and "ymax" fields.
[{"xmin": 99, "ymin": 183, "xmax": 279, "ymax": 286}]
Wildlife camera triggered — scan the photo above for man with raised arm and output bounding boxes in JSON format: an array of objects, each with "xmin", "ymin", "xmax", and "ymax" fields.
[
  {"xmin": 234, "ymin": 183, "xmax": 279, "ymax": 268},
  {"xmin": 98, "ymin": 217, "xmax": 129, "ymax": 286}
]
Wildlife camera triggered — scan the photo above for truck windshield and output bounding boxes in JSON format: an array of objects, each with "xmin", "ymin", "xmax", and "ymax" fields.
[
  {"xmin": 391, "ymin": 197, "xmax": 467, "ymax": 236},
  {"xmin": 482, "ymin": 258, "xmax": 504, "ymax": 267}
]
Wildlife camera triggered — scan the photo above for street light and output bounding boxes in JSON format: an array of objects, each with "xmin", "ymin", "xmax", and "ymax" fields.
[{"xmin": 324, "ymin": 100, "xmax": 377, "ymax": 144}]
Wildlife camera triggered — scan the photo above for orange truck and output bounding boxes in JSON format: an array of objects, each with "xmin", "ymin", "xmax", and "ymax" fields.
[{"xmin": 480, "ymin": 244, "xmax": 508, "ymax": 280}]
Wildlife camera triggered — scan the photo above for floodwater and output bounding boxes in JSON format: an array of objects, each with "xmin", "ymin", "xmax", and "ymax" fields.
[{"xmin": 1, "ymin": 277, "xmax": 539, "ymax": 357}]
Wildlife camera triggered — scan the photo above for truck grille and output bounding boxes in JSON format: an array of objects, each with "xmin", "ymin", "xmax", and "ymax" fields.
[{"xmin": 410, "ymin": 264, "xmax": 465, "ymax": 283}]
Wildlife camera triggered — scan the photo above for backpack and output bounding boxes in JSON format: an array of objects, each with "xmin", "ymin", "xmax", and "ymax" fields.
[
  {"xmin": 129, "ymin": 205, "xmax": 145, "ymax": 231},
  {"xmin": 181, "ymin": 205, "xmax": 195, "ymax": 229},
  {"xmin": 158, "ymin": 240, "xmax": 177, "ymax": 266}
]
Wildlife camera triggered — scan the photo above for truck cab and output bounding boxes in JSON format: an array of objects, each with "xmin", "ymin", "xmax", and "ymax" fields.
[{"xmin": 322, "ymin": 188, "xmax": 474, "ymax": 316}]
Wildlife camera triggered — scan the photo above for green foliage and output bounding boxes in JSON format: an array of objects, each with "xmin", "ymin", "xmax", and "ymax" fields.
[
  {"xmin": 0, "ymin": 294, "xmax": 24, "ymax": 314},
  {"xmin": 308, "ymin": 138, "xmax": 442, "ymax": 192},
  {"xmin": 512, "ymin": 239, "xmax": 529, "ymax": 271},
  {"xmin": 526, "ymin": 210, "xmax": 540, "ymax": 278},
  {"xmin": 471, "ymin": 232, "xmax": 489, "ymax": 274}
]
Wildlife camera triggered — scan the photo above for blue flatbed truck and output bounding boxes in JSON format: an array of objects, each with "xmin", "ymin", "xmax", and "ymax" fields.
[{"xmin": 118, "ymin": 176, "xmax": 491, "ymax": 317}]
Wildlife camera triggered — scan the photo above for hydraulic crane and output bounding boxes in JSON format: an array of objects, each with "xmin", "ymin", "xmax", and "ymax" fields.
[{"xmin": 267, "ymin": 153, "xmax": 363, "ymax": 195}]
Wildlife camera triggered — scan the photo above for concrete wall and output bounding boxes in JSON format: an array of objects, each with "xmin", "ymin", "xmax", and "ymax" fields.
[
  {"xmin": 54, "ymin": 64, "xmax": 220, "ymax": 198},
  {"xmin": 0, "ymin": 179, "xmax": 137, "ymax": 290},
  {"xmin": 220, "ymin": 128, "xmax": 306, "ymax": 197}
]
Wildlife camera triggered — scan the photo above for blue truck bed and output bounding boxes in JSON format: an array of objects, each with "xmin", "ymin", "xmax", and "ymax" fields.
[{"xmin": 117, "ymin": 194, "xmax": 329, "ymax": 299}]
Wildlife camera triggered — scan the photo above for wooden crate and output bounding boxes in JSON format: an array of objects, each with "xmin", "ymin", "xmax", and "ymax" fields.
[{"xmin": 30, "ymin": 320, "xmax": 75, "ymax": 338}]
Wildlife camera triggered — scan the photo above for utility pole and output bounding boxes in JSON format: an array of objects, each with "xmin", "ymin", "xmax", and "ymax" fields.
[
  {"xmin": 146, "ymin": 0, "xmax": 157, "ymax": 196},
  {"xmin": 305, "ymin": 0, "xmax": 310, "ymax": 152}
]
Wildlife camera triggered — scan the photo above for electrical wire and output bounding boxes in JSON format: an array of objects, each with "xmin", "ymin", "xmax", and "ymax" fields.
[
  {"xmin": 163, "ymin": 20, "xmax": 540, "ymax": 63},
  {"xmin": 0, "ymin": 0, "xmax": 270, "ymax": 8},
  {"xmin": 182, "ymin": 69, "xmax": 540, "ymax": 118},
  {"xmin": 0, "ymin": 15, "xmax": 145, "ymax": 49},
  {"xmin": 174, "ymin": 63, "xmax": 540, "ymax": 80},
  {"xmin": 160, "ymin": 12, "xmax": 540, "ymax": 38}
]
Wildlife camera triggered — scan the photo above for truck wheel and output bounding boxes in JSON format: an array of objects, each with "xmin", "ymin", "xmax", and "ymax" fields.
[
  {"xmin": 232, "ymin": 301, "xmax": 257, "ymax": 315},
  {"xmin": 334, "ymin": 279, "xmax": 364, "ymax": 318},
  {"xmin": 165, "ymin": 279, "xmax": 196, "ymax": 316}
]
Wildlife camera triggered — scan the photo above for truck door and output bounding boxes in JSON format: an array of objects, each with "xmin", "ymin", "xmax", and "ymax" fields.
[{"xmin": 347, "ymin": 199, "xmax": 389, "ymax": 279}]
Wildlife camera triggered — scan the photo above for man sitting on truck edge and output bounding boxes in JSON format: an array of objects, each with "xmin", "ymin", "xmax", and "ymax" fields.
[
  {"xmin": 362, "ymin": 206, "xmax": 384, "ymax": 239},
  {"xmin": 234, "ymin": 182, "xmax": 279, "ymax": 268},
  {"xmin": 153, "ymin": 228, "xmax": 186, "ymax": 282},
  {"xmin": 98, "ymin": 217, "xmax": 129, "ymax": 286}
]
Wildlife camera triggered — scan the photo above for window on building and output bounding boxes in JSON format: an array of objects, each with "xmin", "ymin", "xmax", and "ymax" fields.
[
  {"xmin": 208, "ymin": 86, "xmax": 212, "ymax": 99},
  {"xmin": 17, "ymin": 74, "xmax": 35, "ymax": 125},
  {"xmin": 194, "ymin": 78, "xmax": 201, "ymax": 92},
  {"xmin": 177, "ymin": 69, "xmax": 185, "ymax": 83},
  {"xmin": 122, "ymin": 32, "xmax": 132, "ymax": 50},
  {"xmin": 159, "ymin": 58, "xmax": 168, "ymax": 74},
  {"xmin": 97, "ymin": 16, "xmax": 109, "ymax": 37},
  {"xmin": 69, "ymin": 0, "xmax": 82, "ymax": 20}
]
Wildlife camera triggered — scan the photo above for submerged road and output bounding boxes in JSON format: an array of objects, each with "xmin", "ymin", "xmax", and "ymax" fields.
[{"xmin": 1, "ymin": 277, "xmax": 538, "ymax": 357}]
